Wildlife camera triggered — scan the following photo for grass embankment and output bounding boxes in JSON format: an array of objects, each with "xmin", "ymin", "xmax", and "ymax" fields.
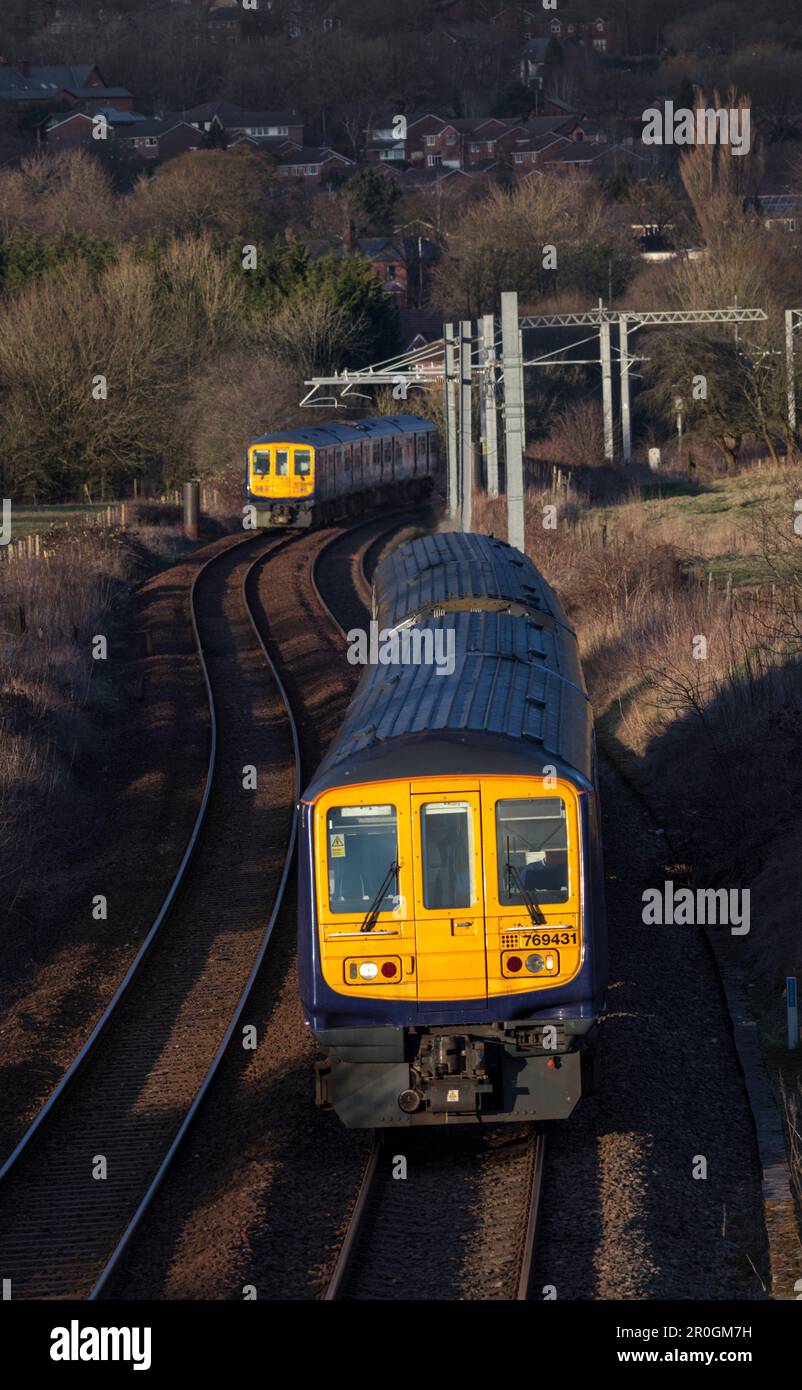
[{"xmin": 476, "ymin": 458, "xmax": 802, "ymax": 1221}]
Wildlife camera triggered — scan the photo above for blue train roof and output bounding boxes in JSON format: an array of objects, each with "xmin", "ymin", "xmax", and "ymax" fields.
[
  {"xmin": 374, "ymin": 531, "xmax": 574, "ymax": 634},
  {"xmin": 249, "ymin": 416, "xmax": 435, "ymax": 448},
  {"xmin": 302, "ymin": 602, "xmax": 593, "ymax": 801}
]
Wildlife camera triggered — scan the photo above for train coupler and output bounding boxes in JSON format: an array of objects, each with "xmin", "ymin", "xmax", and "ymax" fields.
[{"xmin": 405, "ymin": 1034, "xmax": 495, "ymax": 1115}]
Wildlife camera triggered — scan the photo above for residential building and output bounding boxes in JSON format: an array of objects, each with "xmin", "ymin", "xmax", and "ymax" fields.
[
  {"xmin": 277, "ymin": 146, "xmax": 354, "ymax": 184},
  {"xmin": 44, "ymin": 106, "xmax": 146, "ymax": 148},
  {"xmin": 180, "ymin": 101, "xmax": 304, "ymax": 146},
  {"xmin": 0, "ymin": 60, "xmax": 134, "ymax": 113}
]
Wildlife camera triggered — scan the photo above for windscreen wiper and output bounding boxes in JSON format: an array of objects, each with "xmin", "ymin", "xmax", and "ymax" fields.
[
  {"xmin": 360, "ymin": 860, "xmax": 400, "ymax": 933},
  {"xmin": 505, "ymin": 837, "xmax": 546, "ymax": 925}
]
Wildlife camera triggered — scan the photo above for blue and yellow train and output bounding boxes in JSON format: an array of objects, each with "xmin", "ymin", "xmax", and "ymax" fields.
[
  {"xmin": 298, "ymin": 531, "xmax": 608, "ymax": 1127},
  {"xmin": 246, "ymin": 416, "xmax": 437, "ymax": 527}
]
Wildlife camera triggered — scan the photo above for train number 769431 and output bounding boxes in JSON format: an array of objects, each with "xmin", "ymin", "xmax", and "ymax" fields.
[{"xmin": 517, "ymin": 931, "xmax": 578, "ymax": 947}]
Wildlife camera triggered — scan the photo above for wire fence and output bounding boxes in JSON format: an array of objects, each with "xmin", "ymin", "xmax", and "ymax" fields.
[{"xmin": 0, "ymin": 489, "xmax": 223, "ymax": 566}]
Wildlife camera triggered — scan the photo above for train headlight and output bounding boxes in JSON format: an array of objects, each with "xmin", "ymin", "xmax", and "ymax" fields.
[
  {"xmin": 344, "ymin": 956, "xmax": 403, "ymax": 985},
  {"xmin": 502, "ymin": 948, "xmax": 560, "ymax": 979}
]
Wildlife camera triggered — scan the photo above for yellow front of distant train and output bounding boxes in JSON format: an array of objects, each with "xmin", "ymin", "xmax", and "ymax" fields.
[{"xmin": 246, "ymin": 417, "xmax": 437, "ymax": 528}]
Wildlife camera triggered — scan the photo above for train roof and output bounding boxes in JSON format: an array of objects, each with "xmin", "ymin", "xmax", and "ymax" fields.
[
  {"xmin": 374, "ymin": 531, "xmax": 575, "ymax": 634},
  {"xmin": 301, "ymin": 607, "xmax": 593, "ymax": 800},
  {"xmin": 249, "ymin": 416, "xmax": 435, "ymax": 448}
]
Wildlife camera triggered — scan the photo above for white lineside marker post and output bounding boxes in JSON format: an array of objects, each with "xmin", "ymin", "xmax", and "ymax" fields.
[{"xmin": 787, "ymin": 976, "xmax": 798, "ymax": 1050}]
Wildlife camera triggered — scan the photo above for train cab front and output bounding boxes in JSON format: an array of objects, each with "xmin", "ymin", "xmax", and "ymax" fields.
[
  {"xmin": 247, "ymin": 439, "xmax": 315, "ymax": 527},
  {"xmin": 299, "ymin": 776, "xmax": 604, "ymax": 1128}
]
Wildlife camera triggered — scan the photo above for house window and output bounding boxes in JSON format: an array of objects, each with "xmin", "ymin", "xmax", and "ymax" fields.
[
  {"xmin": 470, "ymin": 142, "xmax": 480, "ymax": 152},
  {"xmin": 514, "ymin": 151, "xmax": 523, "ymax": 164},
  {"xmin": 550, "ymin": 19, "xmax": 560, "ymax": 32},
  {"xmin": 426, "ymin": 154, "xmax": 441, "ymax": 167},
  {"xmin": 425, "ymin": 134, "xmax": 437, "ymax": 146},
  {"xmin": 305, "ymin": 165, "xmax": 318, "ymax": 174},
  {"xmin": 386, "ymin": 264, "xmax": 396, "ymax": 279},
  {"xmin": 145, "ymin": 137, "xmax": 157, "ymax": 147},
  {"xmin": 593, "ymin": 38, "xmax": 606, "ymax": 51},
  {"xmin": 596, "ymin": 19, "xmax": 604, "ymax": 30},
  {"xmin": 445, "ymin": 134, "xmax": 455, "ymax": 144}
]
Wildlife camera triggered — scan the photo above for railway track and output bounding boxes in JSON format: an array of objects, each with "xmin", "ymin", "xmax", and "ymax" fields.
[
  {"xmin": 324, "ymin": 1127, "xmax": 546, "ymax": 1301},
  {"xmin": 85, "ymin": 515, "xmax": 426, "ymax": 1300},
  {"xmin": 0, "ymin": 531, "xmax": 301, "ymax": 1299}
]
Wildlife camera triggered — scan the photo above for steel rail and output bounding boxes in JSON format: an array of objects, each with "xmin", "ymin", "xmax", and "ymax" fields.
[
  {"xmin": 0, "ymin": 531, "xmax": 267, "ymax": 1190},
  {"xmin": 310, "ymin": 508, "xmax": 429, "ymax": 641},
  {"xmin": 515, "ymin": 1130, "xmax": 546, "ymax": 1300},
  {"xmin": 90, "ymin": 531, "xmax": 303, "ymax": 1297},
  {"xmin": 322, "ymin": 1137, "xmax": 382, "ymax": 1301}
]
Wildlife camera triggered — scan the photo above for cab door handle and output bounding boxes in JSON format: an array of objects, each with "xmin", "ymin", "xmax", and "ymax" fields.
[{"xmin": 451, "ymin": 919, "xmax": 476, "ymax": 935}]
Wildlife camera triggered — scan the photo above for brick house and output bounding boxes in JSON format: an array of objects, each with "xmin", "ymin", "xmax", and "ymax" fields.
[
  {"xmin": 405, "ymin": 114, "xmax": 448, "ymax": 165},
  {"xmin": 522, "ymin": 138, "xmax": 645, "ymax": 178},
  {"xmin": 541, "ymin": 13, "xmax": 618, "ymax": 54},
  {"xmin": 302, "ymin": 232, "xmax": 441, "ymax": 308},
  {"xmin": 181, "ymin": 101, "xmax": 304, "ymax": 146},
  {"xmin": 119, "ymin": 118, "xmax": 202, "ymax": 162},
  {"xmin": 277, "ymin": 147, "xmax": 354, "ymax": 184},
  {"xmin": 44, "ymin": 106, "xmax": 146, "ymax": 148},
  {"xmin": 491, "ymin": 7, "xmax": 543, "ymax": 35},
  {"xmin": 0, "ymin": 60, "xmax": 134, "ymax": 113}
]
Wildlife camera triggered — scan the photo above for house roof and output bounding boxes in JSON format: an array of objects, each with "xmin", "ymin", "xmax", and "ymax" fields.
[
  {"xmin": 66, "ymin": 86, "xmax": 131, "ymax": 100},
  {"xmin": 46, "ymin": 106, "xmax": 145, "ymax": 130},
  {"xmin": 124, "ymin": 117, "xmax": 199, "ymax": 138},
  {"xmin": 523, "ymin": 114, "xmax": 583, "ymax": 137},
  {"xmin": 303, "ymin": 235, "xmax": 437, "ymax": 262},
  {"xmin": 278, "ymin": 146, "xmax": 354, "ymax": 166},
  {"xmin": 182, "ymin": 100, "xmax": 300, "ymax": 126},
  {"xmin": 0, "ymin": 62, "xmax": 130, "ymax": 103}
]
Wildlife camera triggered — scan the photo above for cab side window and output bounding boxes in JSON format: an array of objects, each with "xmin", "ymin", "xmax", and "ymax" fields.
[
  {"xmin": 294, "ymin": 449, "xmax": 312, "ymax": 476},
  {"xmin": 326, "ymin": 805, "xmax": 399, "ymax": 915},
  {"xmin": 496, "ymin": 798, "xmax": 569, "ymax": 904}
]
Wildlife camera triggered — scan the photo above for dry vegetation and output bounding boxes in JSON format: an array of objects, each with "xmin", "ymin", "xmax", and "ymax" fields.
[{"xmin": 0, "ymin": 516, "xmax": 196, "ymax": 936}]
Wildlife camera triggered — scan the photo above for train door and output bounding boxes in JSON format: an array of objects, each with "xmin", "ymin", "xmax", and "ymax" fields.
[{"xmin": 410, "ymin": 790, "xmax": 487, "ymax": 1003}]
